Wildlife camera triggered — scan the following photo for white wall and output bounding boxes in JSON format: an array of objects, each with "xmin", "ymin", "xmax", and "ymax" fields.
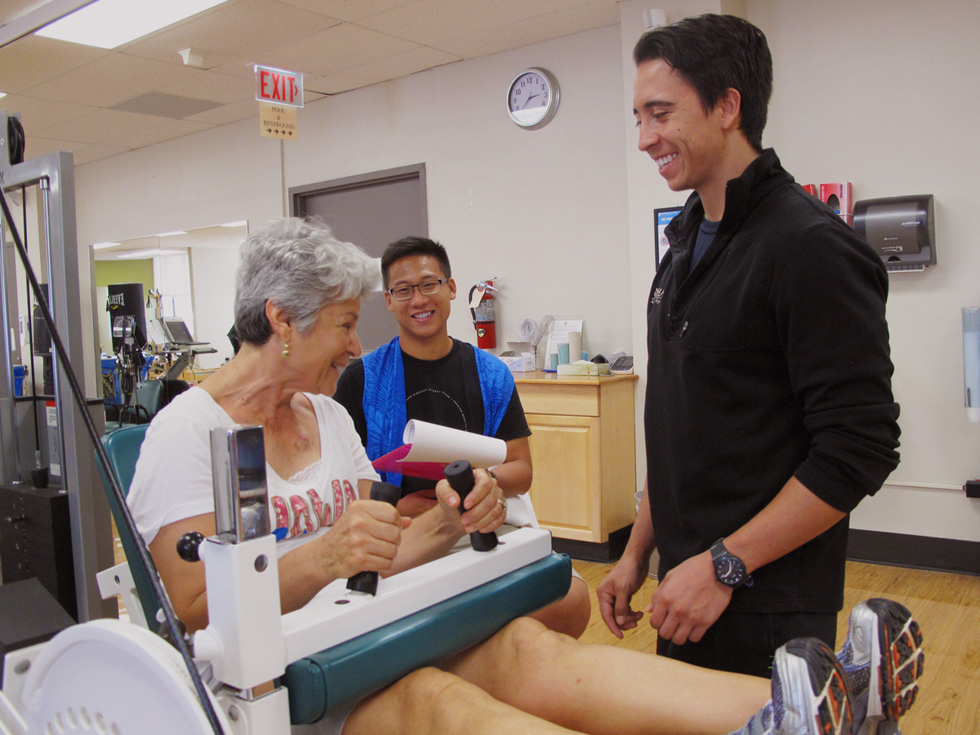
[
  {"xmin": 76, "ymin": 121, "xmax": 285, "ymax": 243},
  {"xmin": 72, "ymin": 0, "xmax": 980, "ymax": 543},
  {"xmin": 77, "ymin": 24, "xmax": 634, "ymax": 362},
  {"xmin": 189, "ymin": 246, "xmax": 238, "ymax": 368},
  {"xmin": 745, "ymin": 0, "xmax": 980, "ymax": 540},
  {"xmin": 280, "ymin": 25, "xmax": 633, "ymax": 355},
  {"xmin": 618, "ymin": 0, "xmax": 746, "ymax": 515}
]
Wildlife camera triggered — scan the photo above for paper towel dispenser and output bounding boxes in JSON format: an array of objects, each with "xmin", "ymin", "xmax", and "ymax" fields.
[{"xmin": 853, "ymin": 194, "xmax": 935, "ymax": 272}]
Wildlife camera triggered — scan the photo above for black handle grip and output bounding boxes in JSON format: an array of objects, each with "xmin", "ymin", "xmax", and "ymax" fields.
[
  {"xmin": 177, "ymin": 531, "xmax": 205, "ymax": 562},
  {"xmin": 346, "ymin": 481, "xmax": 402, "ymax": 596},
  {"xmin": 444, "ymin": 460, "xmax": 498, "ymax": 552}
]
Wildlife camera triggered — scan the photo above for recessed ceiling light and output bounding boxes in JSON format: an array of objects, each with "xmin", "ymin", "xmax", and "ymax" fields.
[
  {"xmin": 0, "ymin": 92, "xmax": 7, "ymax": 100},
  {"xmin": 157, "ymin": 230, "xmax": 188, "ymax": 237},
  {"xmin": 220, "ymin": 220, "xmax": 248, "ymax": 228},
  {"xmin": 36, "ymin": 0, "xmax": 230, "ymax": 50}
]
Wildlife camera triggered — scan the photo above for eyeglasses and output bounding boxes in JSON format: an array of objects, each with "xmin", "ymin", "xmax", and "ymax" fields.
[{"xmin": 387, "ymin": 278, "xmax": 448, "ymax": 301}]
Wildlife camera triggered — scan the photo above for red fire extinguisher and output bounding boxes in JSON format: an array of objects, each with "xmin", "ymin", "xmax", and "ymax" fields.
[{"xmin": 469, "ymin": 280, "xmax": 497, "ymax": 350}]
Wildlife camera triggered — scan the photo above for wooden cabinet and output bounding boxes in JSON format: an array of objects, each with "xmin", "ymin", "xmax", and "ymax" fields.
[{"xmin": 514, "ymin": 372, "xmax": 637, "ymax": 559}]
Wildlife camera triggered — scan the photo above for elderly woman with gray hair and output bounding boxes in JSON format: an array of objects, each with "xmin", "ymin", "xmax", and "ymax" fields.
[
  {"xmin": 127, "ymin": 217, "xmax": 918, "ymax": 735},
  {"xmin": 129, "ymin": 217, "xmax": 506, "ymax": 629}
]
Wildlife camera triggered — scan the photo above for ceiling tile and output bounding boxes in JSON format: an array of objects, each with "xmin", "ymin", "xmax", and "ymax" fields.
[
  {"xmin": 439, "ymin": 1, "xmax": 620, "ymax": 59},
  {"xmin": 306, "ymin": 45, "xmax": 460, "ymax": 95},
  {"xmin": 71, "ymin": 142, "xmax": 131, "ymax": 165},
  {"xmin": 355, "ymin": 0, "xmax": 561, "ymax": 46},
  {"xmin": 110, "ymin": 117, "xmax": 215, "ymax": 149},
  {"xmin": 39, "ymin": 107, "xmax": 165, "ymax": 145},
  {"xmin": 0, "ymin": 35, "xmax": 107, "ymax": 93},
  {"xmin": 275, "ymin": 0, "xmax": 415, "ymax": 23},
  {"xmin": 257, "ymin": 23, "xmax": 418, "ymax": 75},
  {"xmin": 207, "ymin": 57, "xmax": 266, "ymax": 80},
  {"xmin": 19, "ymin": 135, "xmax": 78, "ymax": 160},
  {"xmin": 120, "ymin": 0, "xmax": 342, "ymax": 65},
  {"xmin": 21, "ymin": 136, "xmax": 128, "ymax": 165},
  {"xmin": 0, "ymin": 94, "xmax": 97, "ymax": 135},
  {"xmin": 184, "ymin": 97, "xmax": 261, "ymax": 125},
  {"xmin": 278, "ymin": 0, "xmax": 421, "ymax": 22},
  {"xmin": 111, "ymin": 92, "xmax": 223, "ymax": 119},
  {"xmin": 159, "ymin": 69, "xmax": 254, "ymax": 104},
  {"xmin": 27, "ymin": 52, "xmax": 199, "ymax": 107}
]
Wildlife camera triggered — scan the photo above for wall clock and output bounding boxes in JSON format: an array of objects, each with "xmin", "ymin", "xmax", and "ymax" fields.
[{"xmin": 507, "ymin": 67, "xmax": 560, "ymax": 130}]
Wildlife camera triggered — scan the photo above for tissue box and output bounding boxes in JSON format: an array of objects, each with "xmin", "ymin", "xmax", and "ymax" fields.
[
  {"xmin": 819, "ymin": 182, "xmax": 853, "ymax": 225},
  {"xmin": 557, "ymin": 361, "xmax": 606, "ymax": 376},
  {"xmin": 500, "ymin": 353, "xmax": 535, "ymax": 373}
]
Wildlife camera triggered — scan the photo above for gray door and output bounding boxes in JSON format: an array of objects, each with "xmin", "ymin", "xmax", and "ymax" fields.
[{"xmin": 290, "ymin": 164, "xmax": 427, "ymax": 351}]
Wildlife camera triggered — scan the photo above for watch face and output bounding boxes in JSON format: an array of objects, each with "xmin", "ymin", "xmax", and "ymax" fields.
[
  {"xmin": 507, "ymin": 68, "xmax": 559, "ymax": 129},
  {"xmin": 714, "ymin": 557, "xmax": 743, "ymax": 585}
]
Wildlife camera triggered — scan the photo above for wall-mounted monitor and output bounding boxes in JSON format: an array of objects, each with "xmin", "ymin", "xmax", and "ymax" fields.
[{"xmin": 654, "ymin": 206, "xmax": 684, "ymax": 269}]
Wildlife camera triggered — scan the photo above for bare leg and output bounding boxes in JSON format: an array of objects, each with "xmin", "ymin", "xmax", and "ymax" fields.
[
  {"xmin": 344, "ymin": 666, "xmax": 587, "ymax": 735},
  {"xmin": 529, "ymin": 576, "xmax": 592, "ymax": 638},
  {"xmin": 443, "ymin": 617, "xmax": 770, "ymax": 735}
]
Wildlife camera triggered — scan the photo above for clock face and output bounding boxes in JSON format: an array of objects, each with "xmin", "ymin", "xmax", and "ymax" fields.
[
  {"xmin": 507, "ymin": 68, "xmax": 559, "ymax": 129},
  {"xmin": 716, "ymin": 558, "xmax": 741, "ymax": 583}
]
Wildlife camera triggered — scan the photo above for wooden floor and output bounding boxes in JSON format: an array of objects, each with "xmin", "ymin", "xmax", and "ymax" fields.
[{"xmin": 572, "ymin": 558, "xmax": 980, "ymax": 734}]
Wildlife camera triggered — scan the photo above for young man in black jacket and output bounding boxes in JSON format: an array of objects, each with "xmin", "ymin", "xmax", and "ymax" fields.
[{"xmin": 598, "ymin": 12, "xmax": 903, "ymax": 697}]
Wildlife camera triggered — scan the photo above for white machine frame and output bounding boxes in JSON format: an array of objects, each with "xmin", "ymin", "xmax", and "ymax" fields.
[{"xmin": 0, "ymin": 510, "xmax": 552, "ymax": 734}]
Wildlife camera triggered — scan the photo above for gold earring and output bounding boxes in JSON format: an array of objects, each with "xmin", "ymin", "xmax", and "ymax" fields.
[{"xmin": 282, "ymin": 342, "xmax": 290, "ymax": 358}]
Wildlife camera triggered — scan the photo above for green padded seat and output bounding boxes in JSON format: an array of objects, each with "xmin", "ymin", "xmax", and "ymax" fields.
[{"xmin": 284, "ymin": 553, "xmax": 570, "ymax": 724}]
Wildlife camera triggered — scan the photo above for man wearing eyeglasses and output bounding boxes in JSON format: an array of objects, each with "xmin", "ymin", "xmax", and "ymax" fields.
[{"xmin": 334, "ymin": 235, "xmax": 591, "ymax": 637}]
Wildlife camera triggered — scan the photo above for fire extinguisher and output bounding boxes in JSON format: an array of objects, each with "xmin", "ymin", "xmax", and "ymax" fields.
[{"xmin": 469, "ymin": 280, "xmax": 497, "ymax": 350}]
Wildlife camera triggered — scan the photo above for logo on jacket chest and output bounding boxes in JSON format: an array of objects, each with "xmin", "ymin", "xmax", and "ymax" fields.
[{"xmin": 651, "ymin": 287, "xmax": 665, "ymax": 305}]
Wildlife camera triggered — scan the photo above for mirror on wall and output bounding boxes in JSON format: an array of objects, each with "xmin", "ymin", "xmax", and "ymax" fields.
[{"xmin": 91, "ymin": 221, "xmax": 247, "ymax": 377}]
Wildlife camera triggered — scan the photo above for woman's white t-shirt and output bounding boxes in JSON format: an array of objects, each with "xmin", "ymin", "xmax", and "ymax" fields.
[{"xmin": 128, "ymin": 387, "xmax": 379, "ymax": 556}]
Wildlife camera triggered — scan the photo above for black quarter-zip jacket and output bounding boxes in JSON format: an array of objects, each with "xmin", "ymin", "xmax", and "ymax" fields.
[{"xmin": 646, "ymin": 149, "xmax": 900, "ymax": 613}]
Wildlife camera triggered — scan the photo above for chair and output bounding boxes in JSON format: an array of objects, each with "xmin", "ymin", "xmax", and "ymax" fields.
[
  {"xmin": 95, "ymin": 425, "xmax": 571, "ymax": 723},
  {"xmin": 97, "ymin": 424, "xmax": 161, "ymax": 627},
  {"xmin": 104, "ymin": 379, "xmax": 164, "ymax": 433}
]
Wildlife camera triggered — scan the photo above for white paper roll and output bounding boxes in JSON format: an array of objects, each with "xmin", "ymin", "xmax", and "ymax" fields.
[
  {"xmin": 568, "ymin": 331, "xmax": 582, "ymax": 362},
  {"xmin": 402, "ymin": 420, "xmax": 507, "ymax": 467}
]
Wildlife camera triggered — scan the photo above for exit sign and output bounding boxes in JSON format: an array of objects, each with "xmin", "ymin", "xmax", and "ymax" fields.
[{"xmin": 254, "ymin": 65, "xmax": 304, "ymax": 108}]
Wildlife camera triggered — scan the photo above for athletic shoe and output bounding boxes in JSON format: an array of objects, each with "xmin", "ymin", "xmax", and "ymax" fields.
[
  {"xmin": 837, "ymin": 598, "xmax": 924, "ymax": 734},
  {"xmin": 729, "ymin": 637, "xmax": 852, "ymax": 735}
]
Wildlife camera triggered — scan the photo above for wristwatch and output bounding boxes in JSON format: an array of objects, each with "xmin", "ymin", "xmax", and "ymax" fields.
[{"xmin": 710, "ymin": 538, "xmax": 754, "ymax": 588}]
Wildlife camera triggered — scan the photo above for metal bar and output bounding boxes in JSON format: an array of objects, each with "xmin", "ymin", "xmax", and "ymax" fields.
[
  {"xmin": 0, "ymin": 190, "xmax": 22, "ymax": 483},
  {"xmin": 1, "ymin": 120, "xmax": 113, "ymax": 621},
  {"xmin": 0, "ymin": 111, "xmax": 26, "ymax": 484},
  {"xmin": 42, "ymin": 157, "xmax": 115, "ymax": 622}
]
